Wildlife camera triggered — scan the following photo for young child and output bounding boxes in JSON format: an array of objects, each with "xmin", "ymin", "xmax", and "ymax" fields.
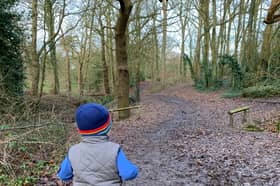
[{"xmin": 57, "ymin": 103, "xmax": 138, "ymax": 185}]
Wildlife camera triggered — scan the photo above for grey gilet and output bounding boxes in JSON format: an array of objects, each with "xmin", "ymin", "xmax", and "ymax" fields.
[{"xmin": 68, "ymin": 135, "xmax": 121, "ymax": 186}]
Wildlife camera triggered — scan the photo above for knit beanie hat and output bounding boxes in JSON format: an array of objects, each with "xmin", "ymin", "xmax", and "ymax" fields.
[{"xmin": 75, "ymin": 103, "xmax": 112, "ymax": 136}]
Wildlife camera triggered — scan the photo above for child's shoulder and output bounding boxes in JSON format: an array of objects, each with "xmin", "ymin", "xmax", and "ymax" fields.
[
  {"xmin": 103, "ymin": 141, "xmax": 121, "ymax": 150},
  {"xmin": 69, "ymin": 141, "xmax": 121, "ymax": 150}
]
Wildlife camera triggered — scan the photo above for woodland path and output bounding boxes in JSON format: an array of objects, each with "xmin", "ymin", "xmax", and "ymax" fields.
[
  {"xmin": 110, "ymin": 83, "xmax": 280, "ymax": 186},
  {"xmin": 38, "ymin": 83, "xmax": 280, "ymax": 185}
]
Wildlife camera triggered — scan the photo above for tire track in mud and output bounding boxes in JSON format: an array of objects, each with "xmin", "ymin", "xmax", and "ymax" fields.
[{"xmin": 126, "ymin": 94, "xmax": 280, "ymax": 186}]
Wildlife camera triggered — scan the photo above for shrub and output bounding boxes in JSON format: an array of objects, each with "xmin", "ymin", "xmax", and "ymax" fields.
[
  {"xmin": 242, "ymin": 84, "xmax": 280, "ymax": 98},
  {"xmin": 0, "ymin": 0, "xmax": 25, "ymax": 95},
  {"xmin": 222, "ymin": 90, "xmax": 242, "ymax": 98}
]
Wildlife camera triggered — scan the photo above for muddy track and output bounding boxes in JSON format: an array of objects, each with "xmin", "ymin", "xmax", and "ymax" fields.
[{"xmin": 124, "ymin": 93, "xmax": 280, "ymax": 186}]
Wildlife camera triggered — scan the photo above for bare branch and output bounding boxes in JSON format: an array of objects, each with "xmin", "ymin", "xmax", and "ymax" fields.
[{"xmin": 264, "ymin": 0, "xmax": 280, "ymax": 24}]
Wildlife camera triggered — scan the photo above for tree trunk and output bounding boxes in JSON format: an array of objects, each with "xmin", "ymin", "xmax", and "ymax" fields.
[
  {"xmin": 152, "ymin": 9, "xmax": 159, "ymax": 81},
  {"xmin": 260, "ymin": 24, "xmax": 272, "ymax": 75},
  {"xmin": 39, "ymin": 46, "xmax": 47, "ymax": 98},
  {"xmin": 202, "ymin": 0, "xmax": 210, "ymax": 88},
  {"xmin": 179, "ymin": 0, "xmax": 189, "ymax": 79},
  {"xmin": 77, "ymin": 27, "xmax": 88, "ymax": 96},
  {"xmin": 78, "ymin": 61, "xmax": 84, "ymax": 95},
  {"xmin": 245, "ymin": 0, "xmax": 257, "ymax": 71},
  {"xmin": 161, "ymin": 0, "xmax": 167, "ymax": 86},
  {"xmin": 234, "ymin": 0, "xmax": 244, "ymax": 56},
  {"xmin": 106, "ymin": 9, "xmax": 116, "ymax": 95},
  {"xmin": 226, "ymin": 10, "xmax": 233, "ymax": 54},
  {"xmin": 39, "ymin": 7, "xmax": 47, "ymax": 98},
  {"xmin": 101, "ymin": 24, "xmax": 110, "ymax": 94},
  {"xmin": 135, "ymin": 1, "xmax": 143, "ymax": 102},
  {"xmin": 66, "ymin": 47, "xmax": 71, "ymax": 93},
  {"xmin": 194, "ymin": 18, "xmax": 202, "ymax": 82},
  {"xmin": 240, "ymin": 0, "xmax": 249, "ymax": 66},
  {"xmin": 61, "ymin": 31, "xmax": 71, "ymax": 94},
  {"xmin": 217, "ymin": 0, "xmax": 231, "ymax": 57},
  {"xmin": 211, "ymin": 0, "xmax": 218, "ymax": 81},
  {"xmin": 115, "ymin": 0, "xmax": 133, "ymax": 119},
  {"xmin": 180, "ymin": 27, "xmax": 186, "ymax": 78},
  {"xmin": 30, "ymin": 0, "xmax": 39, "ymax": 96},
  {"xmin": 45, "ymin": 0, "xmax": 59, "ymax": 94}
]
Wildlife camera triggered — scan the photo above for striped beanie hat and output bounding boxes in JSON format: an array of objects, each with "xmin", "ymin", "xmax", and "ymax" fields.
[{"xmin": 75, "ymin": 103, "xmax": 112, "ymax": 136}]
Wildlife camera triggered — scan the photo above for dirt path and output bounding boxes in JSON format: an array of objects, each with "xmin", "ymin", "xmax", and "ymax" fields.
[{"xmin": 110, "ymin": 84, "xmax": 280, "ymax": 186}]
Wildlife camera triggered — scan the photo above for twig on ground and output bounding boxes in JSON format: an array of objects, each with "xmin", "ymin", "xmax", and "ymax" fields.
[
  {"xmin": 0, "ymin": 122, "xmax": 66, "ymax": 132},
  {"xmin": 0, "ymin": 126, "xmax": 48, "ymax": 145}
]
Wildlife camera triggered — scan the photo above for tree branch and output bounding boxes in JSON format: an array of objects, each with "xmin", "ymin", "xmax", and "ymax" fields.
[{"xmin": 264, "ymin": 0, "xmax": 280, "ymax": 24}]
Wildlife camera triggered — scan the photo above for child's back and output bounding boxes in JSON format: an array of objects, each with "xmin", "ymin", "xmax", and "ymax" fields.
[{"xmin": 57, "ymin": 103, "xmax": 138, "ymax": 185}]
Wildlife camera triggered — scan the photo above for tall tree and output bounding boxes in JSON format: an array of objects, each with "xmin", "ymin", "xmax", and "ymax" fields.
[
  {"xmin": 160, "ymin": 0, "xmax": 168, "ymax": 85},
  {"xmin": 234, "ymin": 0, "xmax": 245, "ymax": 56},
  {"xmin": 210, "ymin": 0, "xmax": 218, "ymax": 81},
  {"xmin": 201, "ymin": 0, "xmax": 210, "ymax": 88},
  {"xmin": 30, "ymin": 0, "xmax": 39, "ymax": 96},
  {"xmin": 115, "ymin": 0, "xmax": 133, "ymax": 119},
  {"xmin": 61, "ymin": 30, "xmax": 72, "ymax": 95},
  {"xmin": 134, "ymin": 0, "xmax": 142, "ymax": 102},
  {"xmin": 245, "ymin": 0, "xmax": 259, "ymax": 71},
  {"xmin": 260, "ymin": 24, "xmax": 272, "ymax": 76},
  {"xmin": 178, "ymin": 0, "xmax": 190, "ymax": 78},
  {"xmin": 99, "ymin": 16, "xmax": 110, "ymax": 94},
  {"xmin": 193, "ymin": 16, "xmax": 202, "ymax": 83},
  {"xmin": 45, "ymin": 0, "xmax": 59, "ymax": 94},
  {"xmin": 105, "ymin": 4, "xmax": 116, "ymax": 94},
  {"xmin": 152, "ymin": 2, "xmax": 160, "ymax": 81}
]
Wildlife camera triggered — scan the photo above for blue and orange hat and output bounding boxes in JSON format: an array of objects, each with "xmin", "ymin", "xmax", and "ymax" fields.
[{"xmin": 75, "ymin": 103, "xmax": 112, "ymax": 136}]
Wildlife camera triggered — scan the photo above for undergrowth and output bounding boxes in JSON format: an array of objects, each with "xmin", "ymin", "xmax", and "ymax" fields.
[
  {"xmin": 243, "ymin": 124, "xmax": 264, "ymax": 132},
  {"xmin": 0, "ymin": 95, "xmax": 71, "ymax": 185},
  {"xmin": 0, "ymin": 92, "xmax": 117, "ymax": 185},
  {"xmin": 243, "ymin": 118, "xmax": 280, "ymax": 133},
  {"xmin": 0, "ymin": 120, "xmax": 68, "ymax": 185},
  {"xmin": 222, "ymin": 90, "xmax": 242, "ymax": 98},
  {"xmin": 242, "ymin": 80, "xmax": 280, "ymax": 98}
]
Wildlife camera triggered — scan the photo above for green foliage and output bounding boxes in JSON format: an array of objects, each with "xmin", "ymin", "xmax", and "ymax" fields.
[
  {"xmin": 0, "ymin": 0, "xmax": 25, "ymax": 95},
  {"xmin": 187, "ymin": 54, "xmax": 242, "ymax": 92},
  {"xmin": 222, "ymin": 90, "xmax": 242, "ymax": 98},
  {"xmin": 242, "ymin": 80, "xmax": 280, "ymax": 97},
  {"xmin": 184, "ymin": 54, "xmax": 195, "ymax": 82},
  {"xmin": 268, "ymin": 51, "xmax": 280, "ymax": 80},
  {"xmin": 0, "ymin": 122, "xmax": 67, "ymax": 185},
  {"xmin": 244, "ymin": 124, "xmax": 264, "ymax": 132},
  {"xmin": 276, "ymin": 120, "xmax": 280, "ymax": 133},
  {"xmin": 130, "ymin": 71, "xmax": 146, "ymax": 88},
  {"xmin": 79, "ymin": 95, "xmax": 115, "ymax": 106},
  {"xmin": 242, "ymin": 72, "xmax": 259, "ymax": 88},
  {"xmin": 129, "ymin": 78, "xmax": 136, "ymax": 87},
  {"xmin": 243, "ymin": 84, "xmax": 280, "ymax": 98},
  {"xmin": 219, "ymin": 55, "xmax": 243, "ymax": 90},
  {"xmin": 193, "ymin": 79, "xmax": 206, "ymax": 91},
  {"xmin": 98, "ymin": 95, "xmax": 115, "ymax": 105}
]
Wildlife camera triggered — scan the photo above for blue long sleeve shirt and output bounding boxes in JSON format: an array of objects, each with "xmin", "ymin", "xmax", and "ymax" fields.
[{"xmin": 57, "ymin": 148, "xmax": 138, "ymax": 181}]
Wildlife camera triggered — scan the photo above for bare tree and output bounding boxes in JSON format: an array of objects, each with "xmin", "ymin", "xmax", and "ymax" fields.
[
  {"xmin": 30, "ymin": 0, "xmax": 39, "ymax": 96},
  {"xmin": 115, "ymin": 0, "xmax": 133, "ymax": 119},
  {"xmin": 160, "ymin": 0, "xmax": 168, "ymax": 86}
]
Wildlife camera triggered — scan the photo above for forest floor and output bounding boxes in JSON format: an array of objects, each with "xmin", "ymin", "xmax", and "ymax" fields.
[{"xmin": 38, "ymin": 82, "xmax": 280, "ymax": 186}]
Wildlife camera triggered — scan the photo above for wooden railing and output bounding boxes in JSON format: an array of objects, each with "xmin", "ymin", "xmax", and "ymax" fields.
[{"xmin": 228, "ymin": 106, "xmax": 250, "ymax": 127}]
